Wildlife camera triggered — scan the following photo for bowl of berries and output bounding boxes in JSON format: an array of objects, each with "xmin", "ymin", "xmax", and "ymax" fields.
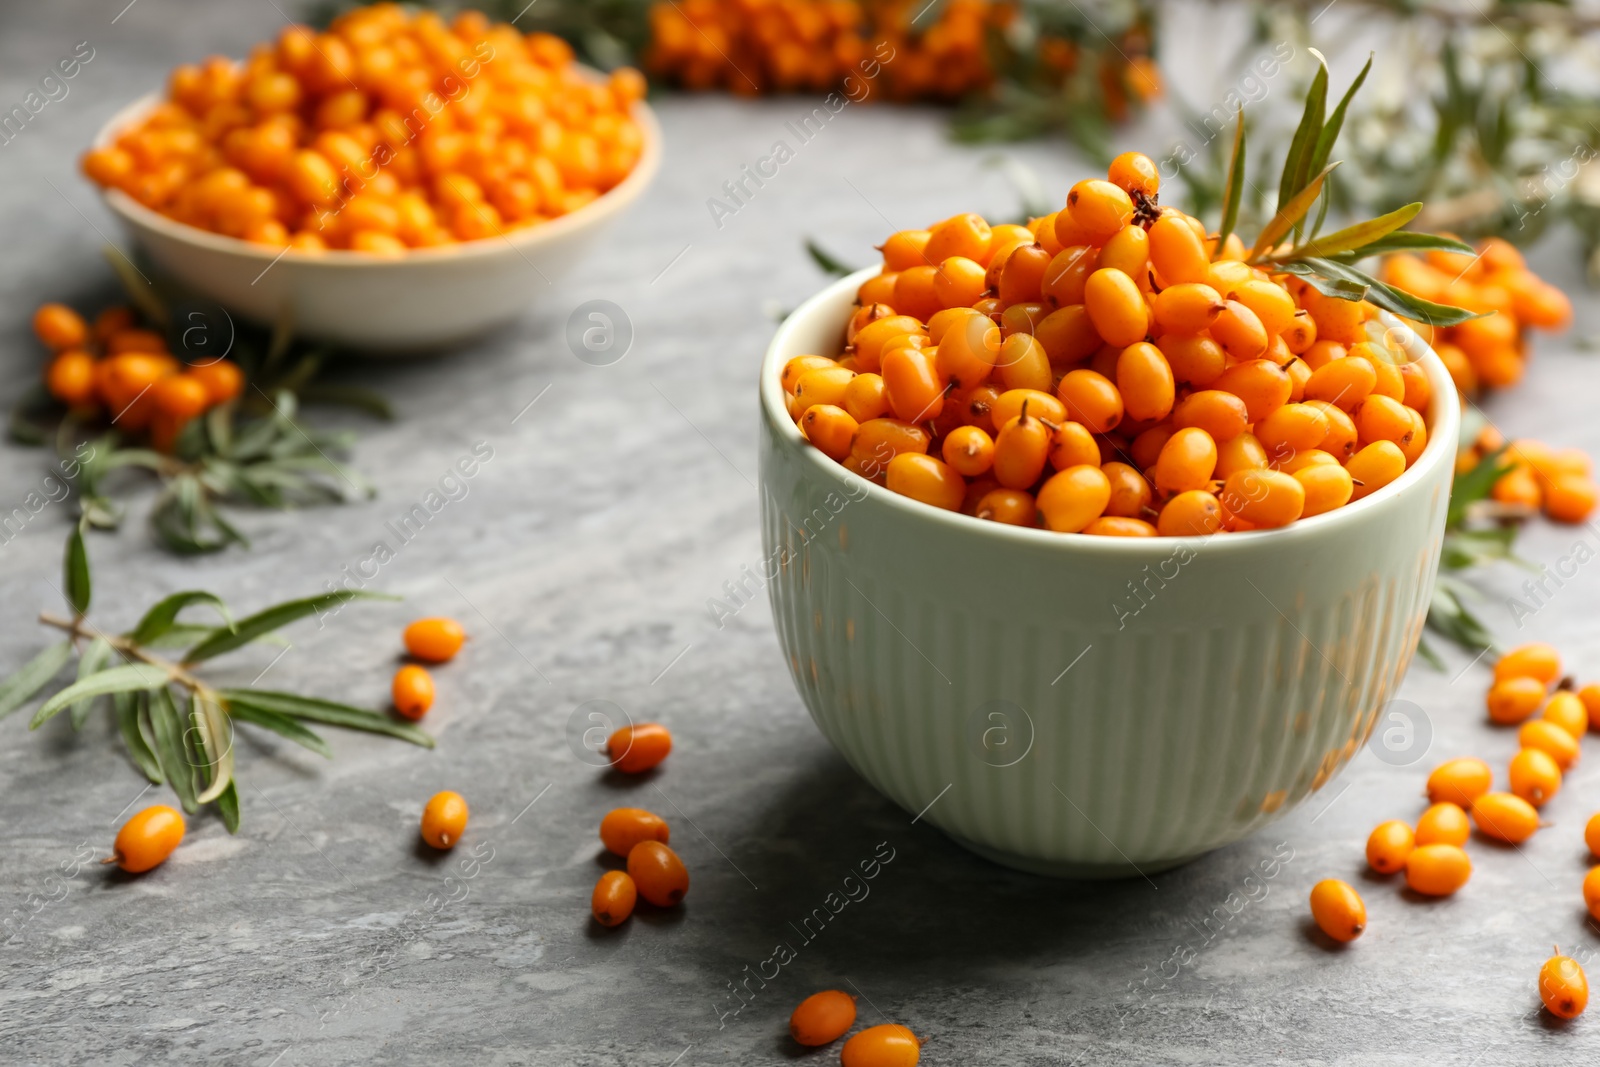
[
  {"xmin": 758, "ymin": 135, "xmax": 1469, "ymax": 877},
  {"xmin": 80, "ymin": 6, "xmax": 661, "ymax": 351}
]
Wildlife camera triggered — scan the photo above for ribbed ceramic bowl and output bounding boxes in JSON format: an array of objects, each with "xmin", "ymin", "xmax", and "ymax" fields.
[
  {"xmin": 759, "ymin": 268, "xmax": 1458, "ymax": 877},
  {"xmin": 91, "ymin": 90, "xmax": 661, "ymax": 351}
]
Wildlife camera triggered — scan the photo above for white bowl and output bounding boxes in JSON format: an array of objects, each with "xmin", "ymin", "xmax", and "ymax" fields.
[
  {"xmin": 91, "ymin": 91, "xmax": 661, "ymax": 351},
  {"xmin": 759, "ymin": 268, "xmax": 1459, "ymax": 877}
]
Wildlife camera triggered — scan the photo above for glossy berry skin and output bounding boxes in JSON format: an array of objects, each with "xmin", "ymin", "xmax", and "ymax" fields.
[
  {"xmin": 626, "ymin": 840, "xmax": 689, "ymax": 906},
  {"xmin": 1495, "ymin": 642, "xmax": 1561, "ymax": 685},
  {"xmin": 789, "ymin": 990, "xmax": 856, "ymax": 1047},
  {"xmin": 1471, "ymin": 792, "xmax": 1539, "ymax": 843},
  {"xmin": 1587, "ymin": 814, "xmax": 1600, "ymax": 860},
  {"xmin": 1585, "ymin": 866, "xmax": 1600, "ymax": 921},
  {"xmin": 47, "ymin": 351, "xmax": 98, "ymax": 407},
  {"xmin": 1542, "ymin": 691, "xmax": 1588, "ymax": 740},
  {"xmin": 591, "ymin": 870, "xmax": 637, "ymax": 927},
  {"xmin": 1404, "ymin": 843, "xmax": 1471, "ymax": 896},
  {"xmin": 1365, "ymin": 820, "xmax": 1414, "ymax": 874},
  {"xmin": 1414, "ymin": 802, "xmax": 1470, "ymax": 847},
  {"xmin": 1519, "ymin": 719, "xmax": 1579, "ymax": 770},
  {"xmin": 599, "ymin": 807, "xmax": 669, "ymax": 857},
  {"xmin": 391, "ymin": 665, "xmax": 435, "ymax": 720},
  {"xmin": 608, "ymin": 723, "xmax": 672, "ymax": 774},
  {"xmin": 34, "ymin": 303, "xmax": 89, "ymax": 350},
  {"xmin": 1509, "ymin": 747, "xmax": 1561, "ymax": 807},
  {"xmin": 421, "ymin": 791, "xmax": 469, "ymax": 849},
  {"xmin": 1487, "ymin": 676, "xmax": 1545, "ymax": 725},
  {"xmin": 110, "ymin": 805, "xmax": 185, "ymax": 873},
  {"xmin": 1426, "ymin": 758, "xmax": 1491, "ymax": 809},
  {"xmin": 840, "ymin": 1024, "xmax": 921, "ymax": 1067},
  {"xmin": 1308, "ymin": 879, "xmax": 1366, "ymax": 942},
  {"xmin": 404, "ymin": 617, "xmax": 466, "ymax": 662},
  {"xmin": 1540, "ymin": 955, "xmax": 1589, "ymax": 1020}
]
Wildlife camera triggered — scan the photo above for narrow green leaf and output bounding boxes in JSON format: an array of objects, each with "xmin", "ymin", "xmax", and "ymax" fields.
[
  {"xmin": 216, "ymin": 780, "xmax": 241, "ymax": 834},
  {"xmin": 1448, "ymin": 446, "xmax": 1512, "ymax": 528},
  {"xmin": 116, "ymin": 690, "xmax": 164, "ymax": 784},
  {"xmin": 103, "ymin": 246, "xmax": 167, "ymax": 325},
  {"xmin": 146, "ymin": 688, "xmax": 198, "ymax": 814},
  {"xmin": 69, "ymin": 638, "xmax": 114, "ymax": 731},
  {"xmin": 0, "ymin": 641, "xmax": 73, "ymax": 720},
  {"xmin": 1308, "ymin": 53, "xmax": 1372, "ymax": 177},
  {"xmin": 129, "ymin": 592, "xmax": 233, "ymax": 647},
  {"xmin": 1330, "ymin": 231, "xmax": 1476, "ymax": 261},
  {"xmin": 806, "ymin": 239, "xmax": 856, "ymax": 278},
  {"xmin": 1415, "ymin": 637, "xmax": 1445, "ymax": 672},
  {"xmin": 220, "ymin": 689, "xmax": 433, "ymax": 748},
  {"xmin": 1215, "ymin": 105, "xmax": 1247, "ymax": 253},
  {"xmin": 29, "ymin": 663, "xmax": 170, "ymax": 729},
  {"xmin": 64, "ymin": 519, "xmax": 91, "ymax": 617},
  {"xmin": 1269, "ymin": 203, "xmax": 1423, "ymax": 262},
  {"xmin": 192, "ymin": 690, "xmax": 234, "ymax": 804},
  {"xmin": 1252, "ymin": 164, "xmax": 1339, "ymax": 260},
  {"xmin": 298, "ymin": 384, "xmax": 394, "ymax": 421},
  {"xmin": 225, "ymin": 698, "xmax": 333, "ymax": 758},
  {"xmin": 1277, "ymin": 53, "xmax": 1329, "ymax": 214},
  {"xmin": 1296, "ymin": 258, "xmax": 1485, "ymax": 327},
  {"xmin": 183, "ymin": 590, "xmax": 393, "ymax": 663}
]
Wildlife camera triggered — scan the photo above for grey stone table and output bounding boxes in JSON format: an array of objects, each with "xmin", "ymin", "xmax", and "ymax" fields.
[{"xmin": 5, "ymin": 3, "xmax": 1600, "ymax": 1064}]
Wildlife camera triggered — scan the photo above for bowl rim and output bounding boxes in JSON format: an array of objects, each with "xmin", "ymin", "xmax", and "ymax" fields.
[
  {"xmin": 760, "ymin": 266, "xmax": 1461, "ymax": 555},
  {"xmin": 91, "ymin": 82, "xmax": 662, "ymax": 266}
]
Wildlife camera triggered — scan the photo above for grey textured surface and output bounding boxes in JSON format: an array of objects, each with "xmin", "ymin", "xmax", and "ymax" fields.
[{"xmin": 5, "ymin": 3, "xmax": 1600, "ymax": 1065}]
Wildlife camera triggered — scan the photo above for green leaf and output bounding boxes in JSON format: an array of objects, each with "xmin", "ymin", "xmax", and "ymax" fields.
[
  {"xmin": 1440, "ymin": 527, "xmax": 1524, "ymax": 570},
  {"xmin": 1448, "ymin": 446, "xmax": 1512, "ymax": 528},
  {"xmin": 1415, "ymin": 637, "xmax": 1445, "ymax": 672},
  {"xmin": 0, "ymin": 641, "xmax": 73, "ymax": 720},
  {"xmin": 1276, "ymin": 53, "xmax": 1329, "ymax": 216},
  {"xmin": 1268, "ymin": 204, "xmax": 1423, "ymax": 262},
  {"xmin": 116, "ymin": 690, "xmax": 164, "ymax": 784},
  {"xmin": 192, "ymin": 689, "xmax": 234, "ymax": 804},
  {"xmin": 225, "ymin": 698, "xmax": 332, "ymax": 758},
  {"xmin": 805, "ymin": 239, "xmax": 856, "ymax": 278},
  {"xmin": 146, "ymin": 688, "xmax": 198, "ymax": 814},
  {"xmin": 1427, "ymin": 575, "xmax": 1497, "ymax": 657},
  {"xmin": 216, "ymin": 780, "xmax": 241, "ymax": 834},
  {"xmin": 1253, "ymin": 164, "xmax": 1339, "ymax": 260},
  {"xmin": 1308, "ymin": 53, "xmax": 1372, "ymax": 178},
  {"xmin": 64, "ymin": 519, "xmax": 91, "ymax": 617},
  {"xmin": 1330, "ymin": 231, "xmax": 1476, "ymax": 261},
  {"xmin": 298, "ymin": 384, "xmax": 394, "ymax": 421},
  {"xmin": 1295, "ymin": 258, "xmax": 1484, "ymax": 327},
  {"xmin": 103, "ymin": 245, "xmax": 167, "ymax": 326},
  {"xmin": 1276, "ymin": 262, "xmax": 1370, "ymax": 301},
  {"xmin": 220, "ymin": 688, "xmax": 433, "ymax": 748},
  {"xmin": 69, "ymin": 637, "xmax": 114, "ymax": 730},
  {"xmin": 1215, "ymin": 105, "xmax": 1247, "ymax": 253},
  {"xmin": 183, "ymin": 589, "xmax": 394, "ymax": 663},
  {"xmin": 129, "ymin": 591, "xmax": 233, "ymax": 647},
  {"xmin": 29, "ymin": 663, "xmax": 170, "ymax": 729}
]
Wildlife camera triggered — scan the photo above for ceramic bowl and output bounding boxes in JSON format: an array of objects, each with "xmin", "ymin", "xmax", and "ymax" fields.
[
  {"xmin": 759, "ymin": 268, "xmax": 1459, "ymax": 878},
  {"xmin": 90, "ymin": 91, "xmax": 661, "ymax": 351}
]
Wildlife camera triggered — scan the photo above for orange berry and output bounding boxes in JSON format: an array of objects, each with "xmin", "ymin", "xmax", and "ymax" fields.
[
  {"xmin": 1541, "ymin": 690, "xmax": 1587, "ymax": 739},
  {"xmin": 46, "ymin": 351, "xmax": 98, "ymax": 407},
  {"xmin": 626, "ymin": 840, "xmax": 689, "ymax": 907},
  {"xmin": 1056, "ymin": 369, "xmax": 1123, "ymax": 433},
  {"xmin": 1472, "ymin": 792, "xmax": 1540, "ymax": 843},
  {"xmin": 1083, "ymin": 268, "xmax": 1148, "ymax": 347},
  {"xmin": 600, "ymin": 808, "xmax": 669, "ymax": 858},
  {"xmin": 188, "ymin": 360, "xmax": 244, "ymax": 405},
  {"xmin": 403, "ymin": 617, "xmax": 466, "ymax": 663},
  {"xmin": 1545, "ymin": 475, "xmax": 1598, "ymax": 523},
  {"xmin": 1487, "ymin": 676, "xmax": 1546, "ymax": 724},
  {"xmin": 391, "ymin": 664, "xmax": 435, "ymax": 719},
  {"xmin": 942, "ymin": 425, "xmax": 995, "ymax": 477},
  {"xmin": 790, "ymin": 990, "xmax": 857, "ymax": 1047},
  {"xmin": 1219, "ymin": 469, "xmax": 1305, "ymax": 528},
  {"xmin": 887, "ymin": 452, "xmax": 965, "ymax": 509},
  {"xmin": 1582, "ymin": 683, "xmax": 1600, "ymax": 731},
  {"xmin": 1540, "ymin": 954, "xmax": 1589, "ymax": 1020},
  {"xmin": 608, "ymin": 722, "xmax": 672, "ymax": 774},
  {"xmin": 109, "ymin": 805, "xmax": 185, "ymax": 873},
  {"xmin": 782, "ymin": 355, "xmax": 840, "ymax": 393},
  {"xmin": 1426, "ymin": 757, "xmax": 1492, "ymax": 809},
  {"xmin": 840, "ymin": 1024, "xmax": 921, "ymax": 1067},
  {"xmin": 1308, "ymin": 878, "xmax": 1366, "ymax": 942},
  {"xmin": 1154, "ymin": 427, "xmax": 1217, "ymax": 494},
  {"xmin": 1345, "ymin": 441, "xmax": 1406, "ymax": 500},
  {"xmin": 1106, "ymin": 151, "xmax": 1159, "ymax": 197},
  {"xmin": 1404, "ymin": 842, "xmax": 1471, "ymax": 896},
  {"xmin": 1509, "ymin": 747, "xmax": 1561, "ymax": 807},
  {"xmin": 1148, "ymin": 213, "xmax": 1210, "ymax": 285},
  {"xmin": 1587, "ymin": 814, "xmax": 1600, "ymax": 859},
  {"xmin": 33, "ymin": 303, "xmax": 89, "ymax": 351},
  {"xmin": 1414, "ymin": 802, "xmax": 1471, "ymax": 847},
  {"xmin": 924, "ymin": 212, "xmax": 992, "ymax": 265},
  {"xmin": 152, "ymin": 374, "xmax": 211, "ymax": 420},
  {"xmin": 1586, "ymin": 867, "xmax": 1600, "ymax": 920},
  {"xmin": 591, "ymin": 870, "xmax": 637, "ymax": 927},
  {"xmin": 974, "ymin": 487, "xmax": 1037, "ymax": 526},
  {"xmin": 1520, "ymin": 719, "xmax": 1579, "ymax": 770},
  {"xmin": 1065, "ymin": 179, "xmax": 1133, "ymax": 242},
  {"xmin": 802, "ymin": 404, "xmax": 860, "ymax": 461},
  {"xmin": 1083, "ymin": 516, "xmax": 1157, "ymax": 536},
  {"xmin": 420, "ymin": 790, "xmax": 468, "ymax": 849},
  {"xmin": 1156, "ymin": 490, "xmax": 1223, "ymax": 536},
  {"xmin": 1365, "ymin": 819, "xmax": 1414, "ymax": 874}
]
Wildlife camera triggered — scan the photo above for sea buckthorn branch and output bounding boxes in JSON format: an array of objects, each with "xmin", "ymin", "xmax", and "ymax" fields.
[{"xmin": 1, "ymin": 533, "xmax": 429, "ymax": 832}]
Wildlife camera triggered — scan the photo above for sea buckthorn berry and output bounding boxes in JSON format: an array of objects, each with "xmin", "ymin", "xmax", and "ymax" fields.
[
  {"xmin": 840, "ymin": 1024, "xmax": 921, "ymax": 1067},
  {"xmin": 1495, "ymin": 642, "xmax": 1561, "ymax": 685},
  {"xmin": 189, "ymin": 360, "xmax": 244, "ymax": 405},
  {"xmin": 1415, "ymin": 802, "xmax": 1471, "ymax": 847},
  {"xmin": 1510, "ymin": 747, "xmax": 1561, "ymax": 807},
  {"xmin": 1056, "ymin": 369, "xmax": 1123, "ymax": 434},
  {"xmin": 790, "ymin": 990, "xmax": 857, "ymax": 1047},
  {"xmin": 608, "ymin": 722, "xmax": 672, "ymax": 774},
  {"xmin": 893, "ymin": 266, "xmax": 943, "ymax": 321},
  {"xmin": 1153, "ymin": 283, "xmax": 1224, "ymax": 334},
  {"xmin": 999, "ymin": 301, "xmax": 1049, "ymax": 338},
  {"xmin": 1215, "ymin": 433, "xmax": 1269, "ymax": 479},
  {"xmin": 1428, "ymin": 757, "xmax": 1492, "ymax": 808},
  {"xmin": 1107, "ymin": 151, "xmax": 1159, "ymax": 196},
  {"xmin": 420, "ymin": 790, "xmax": 468, "ymax": 849},
  {"xmin": 1304, "ymin": 356, "xmax": 1376, "ymax": 411},
  {"xmin": 1157, "ymin": 333, "xmax": 1226, "ymax": 387},
  {"xmin": 783, "ymin": 355, "xmax": 840, "ymax": 394},
  {"xmin": 1308, "ymin": 879, "xmax": 1366, "ymax": 942},
  {"xmin": 888, "ymin": 453, "xmax": 965, "ymax": 509},
  {"xmin": 1083, "ymin": 516, "xmax": 1156, "ymax": 536},
  {"xmin": 1049, "ymin": 420, "xmax": 1101, "ymax": 471},
  {"xmin": 47, "ymin": 351, "xmax": 98, "ymax": 407},
  {"xmin": 942, "ymin": 425, "xmax": 995, "ymax": 477},
  {"xmin": 925, "ymin": 212, "xmax": 992, "ymax": 265},
  {"xmin": 1083, "ymin": 268, "xmax": 1149, "ymax": 347},
  {"xmin": 1100, "ymin": 224, "xmax": 1150, "ymax": 278},
  {"xmin": 1042, "ymin": 246, "xmax": 1099, "ymax": 308},
  {"xmin": 1131, "ymin": 424, "xmax": 1175, "ymax": 470},
  {"xmin": 852, "ymin": 319, "xmax": 924, "ymax": 376},
  {"xmin": 1102, "ymin": 462, "xmax": 1152, "ymax": 517},
  {"xmin": 151, "ymin": 380, "xmax": 205, "ymax": 428},
  {"xmin": 1487, "ymin": 676, "xmax": 1546, "ymax": 725},
  {"xmin": 975, "ymin": 488, "xmax": 1037, "ymax": 526},
  {"xmin": 1540, "ymin": 954, "xmax": 1589, "ymax": 1020},
  {"xmin": 1255, "ymin": 404, "xmax": 1330, "ymax": 456},
  {"xmin": 998, "ymin": 244, "xmax": 1053, "ymax": 307},
  {"xmin": 1404, "ymin": 842, "xmax": 1471, "ymax": 896},
  {"xmin": 1033, "ymin": 304, "xmax": 1102, "ymax": 363},
  {"xmin": 1154, "ymin": 427, "xmax": 1218, "ymax": 494},
  {"xmin": 1207, "ymin": 301, "xmax": 1267, "ymax": 361},
  {"xmin": 795, "ymin": 365, "xmax": 859, "ymax": 417},
  {"xmin": 1546, "ymin": 475, "xmax": 1599, "ymax": 523},
  {"xmin": 993, "ymin": 411, "xmax": 1052, "ymax": 490},
  {"xmin": 591, "ymin": 870, "xmax": 637, "ymax": 927},
  {"xmin": 34, "ymin": 304, "xmax": 89, "ymax": 351},
  {"xmin": 849, "ymin": 304, "xmax": 897, "ymax": 345},
  {"xmin": 1366, "ymin": 819, "xmax": 1414, "ymax": 874},
  {"xmin": 600, "ymin": 807, "xmax": 669, "ymax": 858},
  {"xmin": 844, "ymin": 374, "xmax": 889, "ymax": 423},
  {"xmin": 990, "ymin": 389, "xmax": 1065, "ymax": 430},
  {"xmin": 1587, "ymin": 814, "xmax": 1600, "ymax": 859},
  {"xmin": 1148, "ymin": 213, "xmax": 1210, "ymax": 285},
  {"xmin": 1520, "ymin": 719, "xmax": 1579, "ymax": 770},
  {"xmin": 1294, "ymin": 464, "xmax": 1354, "ymax": 518},
  {"xmin": 1215, "ymin": 359, "xmax": 1291, "ymax": 421},
  {"xmin": 933, "ymin": 256, "xmax": 987, "ymax": 309},
  {"xmin": 857, "ymin": 272, "xmax": 899, "ymax": 307},
  {"xmin": 1116, "ymin": 342, "xmax": 1175, "ymax": 422},
  {"xmin": 1472, "ymin": 792, "xmax": 1539, "ymax": 843},
  {"xmin": 1354, "ymin": 395, "xmax": 1414, "ymax": 447},
  {"xmin": 109, "ymin": 805, "xmax": 185, "ymax": 873},
  {"xmin": 626, "ymin": 840, "xmax": 689, "ymax": 907},
  {"xmin": 391, "ymin": 664, "xmax": 435, "ymax": 720},
  {"xmin": 1220, "ymin": 469, "xmax": 1305, "ymax": 529},
  {"xmin": 1037, "ymin": 465, "xmax": 1111, "ymax": 533},
  {"xmin": 852, "ymin": 420, "xmax": 931, "ymax": 475},
  {"xmin": 1542, "ymin": 690, "xmax": 1588, "ymax": 738},
  {"xmin": 1587, "ymin": 869, "xmax": 1600, "ymax": 922},
  {"xmin": 1346, "ymin": 441, "xmax": 1406, "ymax": 500},
  {"xmin": 404, "ymin": 617, "xmax": 465, "ymax": 663},
  {"xmin": 1066, "ymin": 179, "xmax": 1134, "ymax": 242},
  {"xmin": 882, "ymin": 348, "xmax": 945, "ymax": 423},
  {"xmin": 802, "ymin": 405, "xmax": 860, "ymax": 461},
  {"xmin": 996, "ymin": 334, "xmax": 1052, "ymax": 393},
  {"xmin": 1232, "ymin": 278, "xmax": 1297, "ymax": 337},
  {"xmin": 1583, "ymin": 683, "xmax": 1600, "ymax": 731},
  {"xmin": 935, "ymin": 316, "xmax": 1000, "ymax": 389},
  {"xmin": 1156, "ymin": 490, "xmax": 1223, "ymax": 536},
  {"xmin": 880, "ymin": 230, "xmax": 931, "ymax": 271}
]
